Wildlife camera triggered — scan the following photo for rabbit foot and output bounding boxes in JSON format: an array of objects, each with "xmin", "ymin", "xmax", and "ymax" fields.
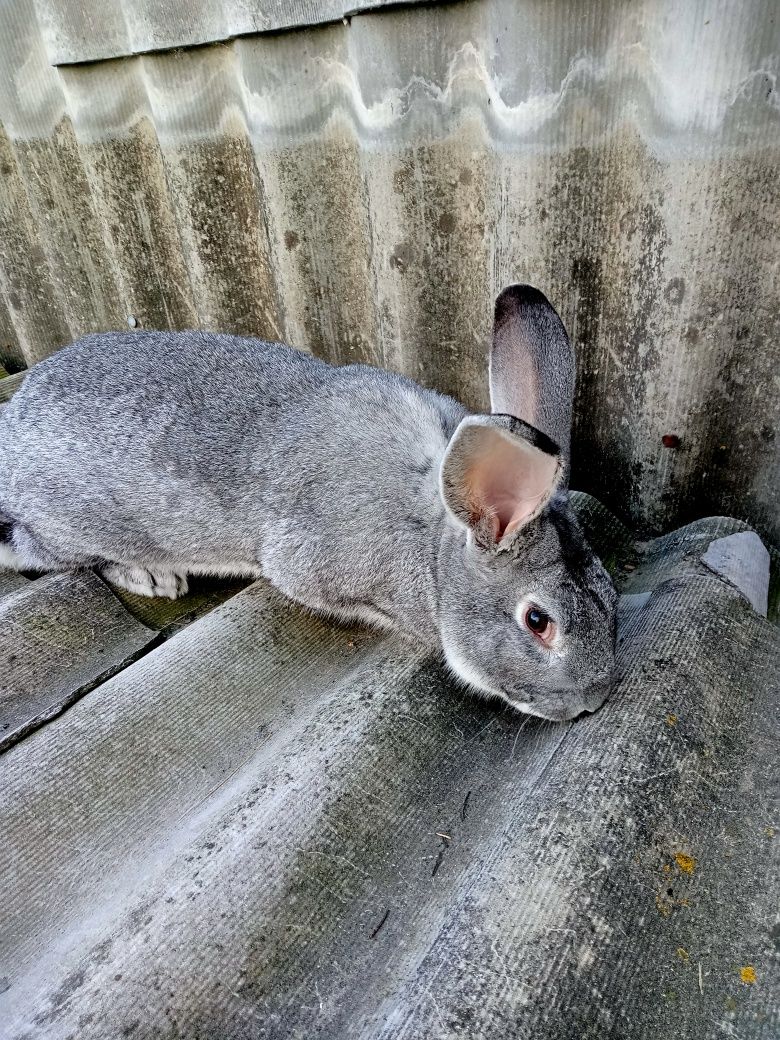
[{"xmin": 100, "ymin": 564, "xmax": 189, "ymax": 599}]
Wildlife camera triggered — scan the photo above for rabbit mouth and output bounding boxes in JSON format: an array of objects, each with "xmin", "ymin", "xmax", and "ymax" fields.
[
  {"xmin": 441, "ymin": 641, "xmax": 598, "ymax": 721},
  {"xmin": 504, "ymin": 698, "xmax": 583, "ymax": 722},
  {"xmin": 496, "ymin": 686, "xmax": 537, "ymax": 715},
  {"xmin": 497, "ymin": 683, "xmax": 603, "ymax": 722}
]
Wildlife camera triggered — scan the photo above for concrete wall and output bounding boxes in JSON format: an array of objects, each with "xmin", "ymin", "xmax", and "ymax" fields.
[{"xmin": 0, "ymin": 0, "xmax": 778, "ymax": 542}]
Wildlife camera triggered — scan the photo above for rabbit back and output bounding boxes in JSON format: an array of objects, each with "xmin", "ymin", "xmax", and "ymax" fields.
[{"xmin": 0, "ymin": 331, "xmax": 464, "ymax": 631}]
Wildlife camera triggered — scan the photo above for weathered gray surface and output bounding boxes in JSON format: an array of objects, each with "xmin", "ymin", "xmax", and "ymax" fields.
[
  {"xmin": 0, "ymin": 569, "xmax": 29, "ymax": 600},
  {"xmin": 0, "ymin": 0, "xmax": 778, "ymax": 546},
  {"xmin": 108, "ymin": 574, "xmax": 251, "ymax": 637},
  {"xmin": 0, "ymin": 571, "xmax": 157, "ymax": 751},
  {"xmin": 0, "ymin": 499, "xmax": 776, "ymax": 1039},
  {"xmin": 37, "ymin": 0, "xmax": 422, "ymax": 63},
  {"xmin": 701, "ymin": 531, "xmax": 771, "ymax": 617}
]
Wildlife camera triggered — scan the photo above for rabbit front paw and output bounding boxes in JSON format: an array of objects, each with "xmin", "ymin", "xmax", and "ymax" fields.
[{"xmin": 100, "ymin": 564, "xmax": 189, "ymax": 600}]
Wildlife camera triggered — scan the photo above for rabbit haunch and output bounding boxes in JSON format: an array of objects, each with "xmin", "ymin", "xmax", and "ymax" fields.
[{"xmin": 0, "ymin": 285, "xmax": 617, "ymax": 721}]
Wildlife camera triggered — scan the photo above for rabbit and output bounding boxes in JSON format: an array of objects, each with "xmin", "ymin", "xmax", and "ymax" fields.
[{"xmin": 0, "ymin": 285, "xmax": 616, "ymax": 721}]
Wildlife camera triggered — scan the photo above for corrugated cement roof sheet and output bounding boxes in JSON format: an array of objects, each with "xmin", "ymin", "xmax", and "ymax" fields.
[{"xmin": 1, "ymin": 485, "xmax": 777, "ymax": 1039}]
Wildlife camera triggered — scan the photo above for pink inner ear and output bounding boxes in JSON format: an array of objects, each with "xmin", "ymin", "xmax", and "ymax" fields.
[
  {"xmin": 485, "ymin": 485, "xmax": 548, "ymax": 541},
  {"xmin": 490, "ymin": 491, "xmax": 523, "ymax": 542},
  {"xmin": 468, "ymin": 432, "xmax": 560, "ymax": 543}
]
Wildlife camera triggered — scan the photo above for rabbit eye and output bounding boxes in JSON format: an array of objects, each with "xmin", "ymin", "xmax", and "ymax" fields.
[{"xmin": 524, "ymin": 606, "xmax": 554, "ymax": 641}]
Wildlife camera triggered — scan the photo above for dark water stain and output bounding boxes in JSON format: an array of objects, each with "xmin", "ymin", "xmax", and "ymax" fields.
[
  {"xmin": 0, "ymin": 124, "xmax": 72, "ymax": 363},
  {"xmin": 12, "ymin": 118, "xmax": 122, "ymax": 339},
  {"xmin": 271, "ymin": 140, "xmax": 379, "ymax": 367},
  {"xmin": 674, "ymin": 154, "xmax": 779, "ymax": 547},
  {"xmin": 164, "ymin": 133, "xmax": 283, "ymax": 341},
  {"xmin": 86, "ymin": 118, "xmax": 199, "ymax": 332},
  {"xmin": 664, "ymin": 276, "xmax": 686, "ymax": 305},
  {"xmin": 389, "ymin": 240, "xmax": 414, "ymax": 273},
  {"xmin": 384, "ymin": 140, "xmax": 491, "ymax": 408},
  {"xmin": 544, "ymin": 143, "xmax": 667, "ymax": 532}
]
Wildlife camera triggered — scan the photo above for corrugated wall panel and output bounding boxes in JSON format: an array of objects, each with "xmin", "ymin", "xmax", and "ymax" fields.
[
  {"xmin": 0, "ymin": 0, "xmax": 778, "ymax": 543},
  {"xmin": 35, "ymin": 0, "xmax": 417, "ymax": 64}
]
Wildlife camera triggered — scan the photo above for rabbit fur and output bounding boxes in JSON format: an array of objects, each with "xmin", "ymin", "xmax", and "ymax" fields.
[{"xmin": 0, "ymin": 285, "xmax": 616, "ymax": 721}]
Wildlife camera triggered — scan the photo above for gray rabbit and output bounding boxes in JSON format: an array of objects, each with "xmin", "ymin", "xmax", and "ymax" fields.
[{"xmin": 0, "ymin": 285, "xmax": 616, "ymax": 721}]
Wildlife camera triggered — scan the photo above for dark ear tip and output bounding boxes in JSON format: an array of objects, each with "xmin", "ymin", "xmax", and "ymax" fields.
[
  {"xmin": 494, "ymin": 284, "xmax": 555, "ymax": 321},
  {"xmin": 492, "ymin": 412, "xmax": 561, "ymax": 458}
]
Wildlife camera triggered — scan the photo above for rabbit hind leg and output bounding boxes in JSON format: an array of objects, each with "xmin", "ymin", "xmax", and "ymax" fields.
[
  {"xmin": 0, "ymin": 519, "xmax": 188, "ymax": 601},
  {"xmin": 100, "ymin": 563, "xmax": 189, "ymax": 600}
]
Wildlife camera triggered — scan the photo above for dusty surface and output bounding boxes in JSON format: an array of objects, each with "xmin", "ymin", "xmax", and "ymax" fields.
[
  {"xmin": 0, "ymin": 571, "xmax": 157, "ymax": 752},
  {"xmin": 0, "ymin": 496, "xmax": 777, "ymax": 1039}
]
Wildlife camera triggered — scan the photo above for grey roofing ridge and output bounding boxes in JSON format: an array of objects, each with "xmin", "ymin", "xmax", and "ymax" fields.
[
  {"xmin": 0, "ymin": 570, "xmax": 159, "ymax": 753},
  {"xmin": 0, "ymin": 497, "xmax": 777, "ymax": 1037}
]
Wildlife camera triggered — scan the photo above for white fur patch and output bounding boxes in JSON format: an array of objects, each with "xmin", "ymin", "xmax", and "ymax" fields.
[
  {"xmin": 442, "ymin": 635, "xmax": 537, "ymax": 714},
  {"xmin": 101, "ymin": 561, "xmax": 265, "ymax": 600},
  {"xmin": 0, "ymin": 543, "xmax": 24, "ymax": 571},
  {"xmin": 339, "ymin": 602, "xmax": 396, "ymax": 631},
  {"xmin": 441, "ymin": 638, "xmax": 497, "ymax": 698}
]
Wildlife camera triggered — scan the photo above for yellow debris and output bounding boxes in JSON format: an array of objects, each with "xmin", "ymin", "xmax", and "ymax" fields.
[
  {"xmin": 676, "ymin": 947, "xmax": 689, "ymax": 961},
  {"xmin": 674, "ymin": 852, "xmax": 696, "ymax": 874},
  {"xmin": 666, "ymin": 714, "xmax": 678, "ymax": 727},
  {"xmin": 739, "ymin": 966, "xmax": 756, "ymax": 984}
]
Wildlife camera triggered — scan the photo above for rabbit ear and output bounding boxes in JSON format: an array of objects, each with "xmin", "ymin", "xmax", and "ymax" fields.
[
  {"xmin": 440, "ymin": 414, "xmax": 563, "ymax": 549},
  {"xmin": 490, "ymin": 285, "xmax": 575, "ymax": 480}
]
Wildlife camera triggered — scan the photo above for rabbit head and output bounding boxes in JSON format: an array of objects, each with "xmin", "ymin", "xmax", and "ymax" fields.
[{"xmin": 436, "ymin": 285, "xmax": 617, "ymax": 722}]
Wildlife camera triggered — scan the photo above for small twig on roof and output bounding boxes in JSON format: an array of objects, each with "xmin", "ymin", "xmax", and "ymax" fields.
[
  {"xmin": 431, "ymin": 847, "xmax": 446, "ymax": 877},
  {"xmin": 370, "ymin": 908, "xmax": 390, "ymax": 939}
]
